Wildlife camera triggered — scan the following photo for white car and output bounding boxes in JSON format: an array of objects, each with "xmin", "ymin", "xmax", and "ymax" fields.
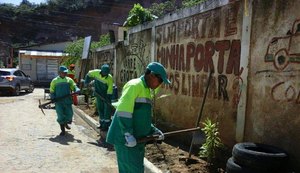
[{"xmin": 0, "ymin": 68, "xmax": 34, "ymax": 96}]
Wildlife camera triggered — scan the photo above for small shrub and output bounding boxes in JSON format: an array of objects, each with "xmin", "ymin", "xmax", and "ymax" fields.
[{"xmin": 199, "ymin": 118, "xmax": 222, "ymax": 164}]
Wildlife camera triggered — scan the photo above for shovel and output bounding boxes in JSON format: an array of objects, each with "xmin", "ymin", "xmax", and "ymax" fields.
[
  {"xmin": 137, "ymin": 127, "xmax": 202, "ymax": 143},
  {"xmin": 187, "ymin": 70, "xmax": 213, "ymax": 160}
]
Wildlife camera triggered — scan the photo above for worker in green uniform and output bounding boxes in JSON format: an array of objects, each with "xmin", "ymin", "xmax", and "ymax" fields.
[
  {"xmin": 106, "ymin": 62, "xmax": 171, "ymax": 173},
  {"xmin": 50, "ymin": 65, "xmax": 80, "ymax": 136},
  {"xmin": 67, "ymin": 64, "xmax": 77, "ymax": 83},
  {"xmin": 84, "ymin": 64, "xmax": 114, "ymax": 131}
]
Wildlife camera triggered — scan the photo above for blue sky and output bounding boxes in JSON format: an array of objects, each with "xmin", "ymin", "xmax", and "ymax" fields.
[{"xmin": 0, "ymin": 0, "xmax": 47, "ymax": 6}]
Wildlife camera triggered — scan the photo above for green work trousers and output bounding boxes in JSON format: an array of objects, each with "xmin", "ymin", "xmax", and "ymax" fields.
[
  {"xmin": 96, "ymin": 96, "xmax": 112, "ymax": 130},
  {"xmin": 55, "ymin": 103, "xmax": 73, "ymax": 125},
  {"xmin": 114, "ymin": 144, "xmax": 145, "ymax": 173}
]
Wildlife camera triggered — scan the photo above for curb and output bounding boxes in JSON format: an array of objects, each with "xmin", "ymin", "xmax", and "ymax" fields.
[{"xmin": 73, "ymin": 105, "xmax": 163, "ymax": 173}]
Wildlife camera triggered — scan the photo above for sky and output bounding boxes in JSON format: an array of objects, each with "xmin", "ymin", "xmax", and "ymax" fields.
[{"xmin": 0, "ymin": 0, "xmax": 47, "ymax": 6}]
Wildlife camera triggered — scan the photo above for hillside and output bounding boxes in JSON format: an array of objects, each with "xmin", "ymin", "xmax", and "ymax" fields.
[{"xmin": 0, "ymin": 0, "xmax": 176, "ymax": 67}]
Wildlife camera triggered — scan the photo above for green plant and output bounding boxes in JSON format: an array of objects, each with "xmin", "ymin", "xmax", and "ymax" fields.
[
  {"xmin": 148, "ymin": 0, "xmax": 177, "ymax": 17},
  {"xmin": 182, "ymin": 0, "xmax": 207, "ymax": 8},
  {"xmin": 123, "ymin": 3, "xmax": 157, "ymax": 27},
  {"xmin": 63, "ymin": 34, "xmax": 110, "ymax": 66},
  {"xmin": 199, "ymin": 118, "xmax": 222, "ymax": 164}
]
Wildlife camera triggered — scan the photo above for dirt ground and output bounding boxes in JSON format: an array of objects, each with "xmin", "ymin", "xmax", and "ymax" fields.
[{"xmin": 76, "ymin": 104, "xmax": 228, "ymax": 173}]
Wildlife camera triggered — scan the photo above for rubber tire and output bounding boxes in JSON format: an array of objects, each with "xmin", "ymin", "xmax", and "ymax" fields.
[
  {"xmin": 226, "ymin": 157, "xmax": 258, "ymax": 173},
  {"xmin": 13, "ymin": 85, "xmax": 21, "ymax": 96},
  {"xmin": 26, "ymin": 83, "xmax": 34, "ymax": 93},
  {"xmin": 232, "ymin": 142, "xmax": 288, "ymax": 172}
]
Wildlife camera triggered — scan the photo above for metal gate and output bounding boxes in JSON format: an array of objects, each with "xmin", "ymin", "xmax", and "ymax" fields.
[{"xmin": 36, "ymin": 58, "xmax": 59, "ymax": 82}]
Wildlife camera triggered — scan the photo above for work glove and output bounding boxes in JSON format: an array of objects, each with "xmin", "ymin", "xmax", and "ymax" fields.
[
  {"xmin": 74, "ymin": 88, "xmax": 81, "ymax": 94},
  {"xmin": 124, "ymin": 132, "xmax": 137, "ymax": 147},
  {"xmin": 154, "ymin": 128, "xmax": 164, "ymax": 141}
]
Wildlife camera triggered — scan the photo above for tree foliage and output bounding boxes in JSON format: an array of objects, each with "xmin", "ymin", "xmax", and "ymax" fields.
[
  {"xmin": 148, "ymin": 0, "xmax": 177, "ymax": 17},
  {"xmin": 123, "ymin": 3, "xmax": 157, "ymax": 27},
  {"xmin": 63, "ymin": 34, "xmax": 110, "ymax": 66},
  {"xmin": 47, "ymin": 0, "xmax": 87, "ymax": 12},
  {"xmin": 146, "ymin": 0, "xmax": 209, "ymax": 18},
  {"xmin": 182, "ymin": 0, "xmax": 207, "ymax": 8}
]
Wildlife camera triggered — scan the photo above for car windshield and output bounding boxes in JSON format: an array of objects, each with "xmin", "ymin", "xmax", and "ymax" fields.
[{"xmin": 0, "ymin": 71, "xmax": 11, "ymax": 76}]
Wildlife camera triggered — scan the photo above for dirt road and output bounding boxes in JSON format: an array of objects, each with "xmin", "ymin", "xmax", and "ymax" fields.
[{"xmin": 0, "ymin": 88, "xmax": 118, "ymax": 173}]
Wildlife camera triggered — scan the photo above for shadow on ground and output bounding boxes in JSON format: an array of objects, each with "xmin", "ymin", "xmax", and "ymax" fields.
[{"xmin": 49, "ymin": 133, "xmax": 82, "ymax": 145}]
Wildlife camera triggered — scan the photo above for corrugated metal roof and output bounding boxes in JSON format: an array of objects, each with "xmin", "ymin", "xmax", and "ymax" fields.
[{"xmin": 19, "ymin": 50, "xmax": 68, "ymax": 56}]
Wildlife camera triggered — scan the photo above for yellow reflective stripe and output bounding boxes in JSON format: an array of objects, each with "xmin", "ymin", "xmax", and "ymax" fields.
[
  {"xmin": 135, "ymin": 97, "xmax": 152, "ymax": 104},
  {"xmin": 95, "ymin": 78, "xmax": 107, "ymax": 85},
  {"xmin": 55, "ymin": 82, "xmax": 69, "ymax": 86},
  {"xmin": 116, "ymin": 111, "xmax": 132, "ymax": 118}
]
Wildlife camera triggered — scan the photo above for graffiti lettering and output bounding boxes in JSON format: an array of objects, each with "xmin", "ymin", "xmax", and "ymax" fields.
[
  {"xmin": 231, "ymin": 76, "xmax": 243, "ymax": 108},
  {"xmin": 164, "ymin": 73, "xmax": 229, "ymax": 100},
  {"xmin": 157, "ymin": 39, "xmax": 241, "ymax": 76},
  {"xmin": 156, "ymin": 23, "xmax": 176, "ymax": 46},
  {"xmin": 96, "ymin": 51, "xmax": 114, "ymax": 75},
  {"xmin": 156, "ymin": 2, "xmax": 239, "ymax": 46},
  {"xmin": 218, "ymin": 75, "xmax": 229, "ymax": 101},
  {"xmin": 224, "ymin": 2, "xmax": 239, "ymax": 37},
  {"xmin": 271, "ymin": 82, "xmax": 300, "ymax": 104},
  {"xmin": 123, "ymin": 58, "xmax": 136, "ymax": 69},
  {"xmin": 120, "ymin": 69, "xmax": 138, "ymax": 83}
]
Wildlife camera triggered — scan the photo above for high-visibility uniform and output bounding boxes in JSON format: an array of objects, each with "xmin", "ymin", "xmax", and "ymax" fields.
[
  {"xmin": 67, "ymin": 69, "xmax": 78, "ymax": 105},
  {"xmin": 50, "ymin": 76, "xmax": 79, "ymax": 125},
  {"xmin": 85, "ymin": 69, "xmax": 113, "ymax": 130},
  {"xmin": 67, "ymin": 69, "xmax": 76, "ymax": 81},
  {"xmin": 106, "ymin": 76, "xmax": 157, "ymax": 173}
]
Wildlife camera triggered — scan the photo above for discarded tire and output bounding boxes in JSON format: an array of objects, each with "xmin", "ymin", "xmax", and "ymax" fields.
[
  {"xmin": 232, "ymin": 142, "xmax": 288, "ymax": 172},
  {"xmin": 226, "ymin": 157, "xmax": 257, "ymax": 173}
]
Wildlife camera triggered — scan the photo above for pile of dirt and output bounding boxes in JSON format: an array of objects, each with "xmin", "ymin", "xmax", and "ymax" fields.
[
  {"xmin": 145, "ymin": 142, "xmax": 211, "ymax": 173},
  {"xmin": 76, "ymin": 105, "xmax": 227, "ymax": 173}
]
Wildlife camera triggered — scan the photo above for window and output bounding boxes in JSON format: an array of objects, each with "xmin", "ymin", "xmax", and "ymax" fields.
[
  {"xmin": 20, "ymin": 71, "xmax": 27, "ymax": 77},
  {"xmin": 0, "ymin": 70, "xmax": 10, "ymax": 75},
  {"xmin": 14, "ymin": 71, "xmax": 22, "ymax": 77}
]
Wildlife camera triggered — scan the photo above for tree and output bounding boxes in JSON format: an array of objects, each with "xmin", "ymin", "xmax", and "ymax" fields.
[
  {"xmin": 148, "ymin": 0, "xmax": 177, "ymax": 17},
  {"xmin": 182, "ymin": 0, "xmax": 207, "ymax": 8},
  {"xmin": 123, "ymin": 3, "xmax": 158, "ymax": 27},
  {"xmin": 47, "ymin": 0, "xmax": 87, "ymax": 11},
  {"xmin": 63, "ymin": 34, "xmax": 110, "ymax": 66}
]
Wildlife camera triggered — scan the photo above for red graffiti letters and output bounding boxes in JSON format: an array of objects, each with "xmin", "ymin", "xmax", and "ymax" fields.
[{"xmin": 157, "ymin": 40, "xmax": 241, "ymax": 75}]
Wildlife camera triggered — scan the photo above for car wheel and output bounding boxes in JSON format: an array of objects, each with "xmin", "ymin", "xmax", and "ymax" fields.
[
  {"xmin": 232, "ymin": 142, "xmax": 288, "ymax": 172},
  {"xmin": 274, "ymin": 49, "xmax": 289, "ymax": 71},
  {"xmin": 26, "ymin": 83, "xmax": 34, "ymax": 93},
  {"xmin": 13, "ymin": 85, "xmax": 21, "ymax": 96}
]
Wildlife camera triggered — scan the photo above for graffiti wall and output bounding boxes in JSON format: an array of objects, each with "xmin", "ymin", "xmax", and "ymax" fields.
[
  {"xmin": 115, "ymin": 29, "xmax": 152, "ymax": 88},
  {"xmin": 90, "ymin": 0, "xmax": 300, "ymax": 169},
  {"xmin": 246, "ymin": 0, "xmax": 300, "ymax": 169},
  {"xmin": 92, "ymin": 48, "xmax": 115, "ymax": 76},
  {"xmin": 153, "ymin": 0, "xmax": 243, "ymax": 146}
]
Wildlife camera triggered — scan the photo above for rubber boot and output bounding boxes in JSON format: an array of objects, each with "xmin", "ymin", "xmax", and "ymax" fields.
[
  {"xmin": 60, "ymin": 124, "xmax": 65, "ymax": 136},
  {"xmin": 65, "ymin": 123, "xmax": 71, "ymax": 130}
]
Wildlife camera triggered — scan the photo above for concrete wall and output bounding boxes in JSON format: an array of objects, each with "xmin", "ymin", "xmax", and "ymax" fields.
[
  {"xmin": 91, "ymin": 0, "xmax": 300, "ymax": 170},
  {"xmin": 246, "ymin": 0, "xmax": 300, "ymax": 169},
  {"xmin": 92, "ymin": 44, "xmax": 116, "ymax": 78},
  {"xmin": 152, "ymin": 0, "xmax": 243, "ymax": 147},
  {"xmin": 115, "ymin": 29, "xmax": 153, "ymax": 89},
  {"xmin": 92, "ymin": 0, "xmax": 243, "ymax": 146}
]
